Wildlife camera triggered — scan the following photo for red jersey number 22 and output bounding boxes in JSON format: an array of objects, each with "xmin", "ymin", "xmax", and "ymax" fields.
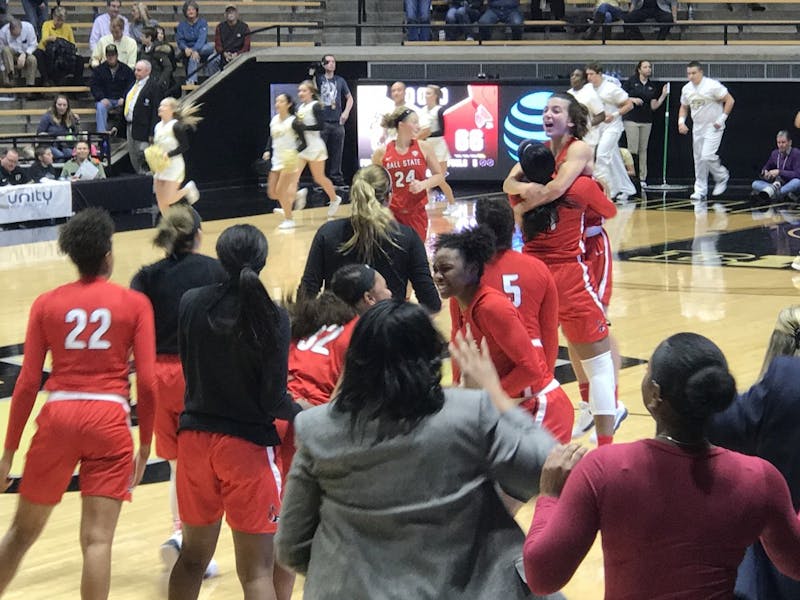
[{"xmin": 64, "ymin": 308, "xmax": 112, "ymax": 350}]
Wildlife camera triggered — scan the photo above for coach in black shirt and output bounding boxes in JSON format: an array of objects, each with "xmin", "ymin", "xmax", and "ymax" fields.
[
  {"xmin": 622, "ymin": 60, "xmax": 669, "ymax": 184},
  {"xmin": 0, "ymin": 148, "xmax": 30, "ymax": 186}
]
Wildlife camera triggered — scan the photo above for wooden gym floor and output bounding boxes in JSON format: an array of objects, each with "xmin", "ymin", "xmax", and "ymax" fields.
[{"xmin": 0, "ymin": 191, "xmax": 798, "ymax": 598}]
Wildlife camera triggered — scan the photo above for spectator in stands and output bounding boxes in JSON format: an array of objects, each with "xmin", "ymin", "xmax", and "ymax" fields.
[
  {"xmin": 91, "ymin": 44, "xmax": 135, "ymax": 134},
  {"xmin": 90, "ymin": 0, "xmax": 130, "ymax": 52},
  {"xmin": 479, "ymin": 0, "xmax": 523, "ymax": 41},
  {"xmin": 0, "ymin": 148, "xmax": 30, "ymax": 185},
  {"xmin": 405, "ymin": 0, "xmax": 432, "ymax": 41},
  {"xmin": 314, "ymin": 54, "xmax": 353, "ymax": 187},
  {"xmin": 21, "ymin": 0, "xmax": 47, "ymax": 39},
  {"xmin": 214, "ymin": 4, "xmax": 250, "ymax": 69},
  {"xmin": 140, "ymin": 27, "xmax": 177, "ymax": 96},
  {"xmin": 91, "ymin": 16, "xmax": 137, "ymax": 68},
  {"xmin": 129, "ymin": 2, "xmax": 157, "ymax": 46},
  {"xmin": 28, "ymin": 145, "xmax": 57, "ymax": 181},
  {"xmin": 529, "ymin": 0, "xmax": 565, "ymax": 21},
  {"xmin": 751, "ymin": 130, "xmax": 800, "ymax": 203},
  {"xmin": 125, "ymin": 59, "xmax": 161, "ymax": 174},
  {"xmin": 622, "ymin": 60, "xmax": 668, "ymax": 184},
  {"xmin": 622, "ymin": 0, "xmax": 676, "ymax": 40},
  {"xmin": 152, "ymin": 25, "xmax": 177, "ymax": 69},
  {"xmin": 37, "ymin": 95, "xmax": 81, "ymax": 161},
  {"xmin": 444, "ymin": 0, "xmax": 482, "ymax": 41},
  {"xmin": 35, "ymin": 7, "xmax": 83, "ymax": 85},
  {"xmin": 0, "ymin": 18, "xmax": 39, "ymax": 87},
  {"xmin": 177, "ymin": 0, "xmax": 216, "ymax": 85},
  {"xmin": 60, "ymin": 140, "xmax": 107, "ymax": 180},
  {"xmin": 583, "ymin": 0, "xmax": 625, "ymax": 40}
]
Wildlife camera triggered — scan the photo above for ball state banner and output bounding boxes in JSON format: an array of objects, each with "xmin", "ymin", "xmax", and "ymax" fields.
[{"xmin": 0, "ymin": 180, "xmax": 72, "ymax": 225}]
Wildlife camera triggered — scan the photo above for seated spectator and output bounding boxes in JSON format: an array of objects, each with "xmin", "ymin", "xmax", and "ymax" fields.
[
  {"xmin": 90, "ymin": 0, "xmax": 130, "ymax": 52},
  {"xmin": 214, "ymin": 4, "xmax": 250, "ymax": 69},
  {"xmin": 129, "ymin": 2, "xmax": 157, "ymax": 46},
  {"xmin": 61, "ymin": 140, "xmax": 106, "ymax": 180},
  {"xmin": 583, "ymin": 0, "xmax": 625, "ymax": 40},
  {"xmin": 37, "ymin": 95, "xmax": 80, "ymax": 160},
  {"xmin": 445, "ymin": 0, "xmax": 482, "ymax": 41},
  {"xmin": 523, "ymin": 332, "xmax": 800, "ymax": 598},
  {"xmin": 0, "ymin": 148, "xmax": 30, "ymax": 185},
  {"xmin": 751, "ymin": 130, "xmax": 800, "ymax": 204},
  {"xmin": 275, "ymin": 301, "xmax": 554, "ymax": 599},
  {"xmin": 622, "ymin": 0, "xmax": 675, "ymax": 40},
  {"xmin": 91, "ymin": 16, "xmax": 137, "ymax": 68},
  {"xmin": 35, "ymin": 7, "xmax": 84, "ymax": 85},
  {"xmin": 28, "ymin": 145, "xmax": 57, "ymax": 181},
  {"xmin": 90, "ymin": 44, "xmax": 135, "ymax": 134},
  {"xmin": 177, "ymin": 0, "xmax": 217, "ymax": 84},
  {"xmin": 708, "ymin": 305, "xmax": 800, "ymax": 600},
  {"xmin": 479, "ymin": 0, "xmax": 523, "ymax": 41},
  {"xmin": 152, "ymin": 25, "xmax": 177, "ymax": 67},
  {"xmin": 0, "ymin": 18, "xmax": 38, "ymax": 87},
  {"xmin": 140, "ymin": 27, "xmax": 177, "ymax": 96},
  {"xmin": 405, "ymin": 0, "xmax": 432, "ymax": 42}
]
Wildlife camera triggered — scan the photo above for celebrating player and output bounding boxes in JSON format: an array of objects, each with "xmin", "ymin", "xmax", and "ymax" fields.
[{"xmin": 418, "ymin": 84, "xmax": 457, "ymax": 215}]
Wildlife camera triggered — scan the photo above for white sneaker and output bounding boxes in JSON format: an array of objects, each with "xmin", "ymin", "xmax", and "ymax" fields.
[
  {"xmin": 327, "ymin": 195, "xmax": 342, "ymax": 217},
  {"xmin": 589, "ymin": 402, "xmax": 629, "ymax": 444},
  {"xmin": 442, "ymin": 203, "xmax": 459, "ymax": 216},
  {"xmin": 160, "ymin": 531, "xmax": 182, "ymax": 571},
  {"xmin": 571, "ymin": 401, "xmax": 594, "ymax": 439},
  {"xmin": 204, "ymin": 558, "xmax": 219, "ymax": 579},
  {"xmin": 689, "ymin": 192, "xmax": 705, "ymax": 202},
  {"xmin": 712, "ymin": 174, "xmax": 729, "ymax": 197},
  {"xmin": 272, "ymin": 207, "xmax": 285, "ymax": 216},
  {"xmin": 278, "ymin": 219, "xmax": 296, "ymax": 230},
  {"xmin": 293, "ymin": 188, "xmax": 308, "ymax": 211},
  {"xmin": 184, "ymin": 180, "xmax": 200, "ymax": 205},
  {"xmin": 792, "ymin": 254, "xmax": 800, "ymax": 271}
]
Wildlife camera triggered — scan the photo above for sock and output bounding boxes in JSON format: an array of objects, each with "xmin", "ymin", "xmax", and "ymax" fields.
[
  {"xmin": 615, "ymin": 384, "xmax": 619, "ymax": 408},
  {"xmin": 579, "ymin": 382, "xmax": 590, "ymax": 404},
  {"xmin": 597, "ymin": 435, "xmax": 614, "ymax": 446}
]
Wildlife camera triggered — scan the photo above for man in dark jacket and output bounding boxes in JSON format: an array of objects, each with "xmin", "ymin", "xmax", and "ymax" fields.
[
  {"xmin": 214, "ymin": 4, "xmax": 249, "ymax": 68},
  {"xmin": 90, "ymin": 44, "xmax": 135, "ymax": 134},
  {"xmin": 751, "ymin": 130, "xmax": 800, "ymax": 203},
  {"xmin": 123, "ymin": 59, "xmax": 161, "ymax": 174},
  {"xmin": 0, "ymin": 148, "xmax": 30, "ymax": 186}
]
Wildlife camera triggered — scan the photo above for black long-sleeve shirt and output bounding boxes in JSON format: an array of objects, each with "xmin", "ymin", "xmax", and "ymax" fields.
[
  {"xmin": 300, "ymin": 218, "xmax": 441, "ymax": 313},
  {"xmin": 130, "ymin": 252, "xmax": 227, "ymax": 355},
  {"xmin": 178, "ymin": 283, "xmax": 299, "ymax": 446}
]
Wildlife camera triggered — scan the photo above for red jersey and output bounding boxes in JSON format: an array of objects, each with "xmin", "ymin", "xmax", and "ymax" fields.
[
  {"xmin": 383, "ymin": 139, "xmax": 429, "ymax": 239},
  {"xmin": 6, "ymin": 277, "xmax": 157, "ymax": 451},
  {"xmin": 287, "ymin": 317, "xmax": 357, "ymax": 406},
  {"xmin": 481, "ymin": 250, "xmax": 559, "ymax": 374},
  {"xmin": 449, "ymin": 286, "xmax": 552, "ymax": 398},
  {"xmin": 520, "ymin": 176, "xmax": 616, "ymax": 263}
]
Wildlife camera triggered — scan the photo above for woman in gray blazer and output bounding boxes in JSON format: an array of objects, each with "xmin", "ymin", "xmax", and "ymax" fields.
[{"xmin": 275, "ymin": 300, "xmax": 559, "ymax": 599}]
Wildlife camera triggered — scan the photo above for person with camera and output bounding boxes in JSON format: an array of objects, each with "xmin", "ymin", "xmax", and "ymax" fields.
[
  {"xmin": 313, "ymin": 54, "xmax": 353, "ymax": 188},
  {"xmin": 751, "ymin": 130, "xmax": 800, "ymax": 204}
]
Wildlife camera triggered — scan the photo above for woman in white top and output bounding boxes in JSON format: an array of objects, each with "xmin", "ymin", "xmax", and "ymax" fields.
[
  {"xmin": 151, "ymin": 97, "xmax": 201, "ymax": 215},
  {"xmin": 264, "ymin": 93, "xmax": 305, "ymax": 230},
  {"xmin": 293, "ymin": 80, "xmax": 342, "ymax": 218},
  {"xmin": 418, "ymin": 84, "xmax": 457, "ymax": 216}
]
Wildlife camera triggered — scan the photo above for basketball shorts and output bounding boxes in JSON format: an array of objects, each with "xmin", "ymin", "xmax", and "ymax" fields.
[
  {"xmin": 154, "ymin": 356, "xmax": 185, "ymax": 461},
  {"xmin": 176, "ymin": 430, "xmax": 282, "ymax": 534},
  {"xmin": 584, "ymin": 228, "xmax": 613, "ymax": 308},
  {"xmin": 273, "ymin": 419, "xmax": 296, "ymax": 490},
  {"xmin": 519, "ymin": 381, "xmax": 574, "ymax": 445},
  {"xmin": 548, "ymin": 260, "xmax": 609, "ymax": 344},
  {"xmin": 20, "ymin": 398, "xmax": 133, "ymax": 504},
  {"xmin": 391, "ymin": 206, "xmax": 428, "ymax": 242}
]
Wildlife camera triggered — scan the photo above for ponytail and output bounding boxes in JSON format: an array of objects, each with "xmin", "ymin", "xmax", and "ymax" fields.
[{"xmin": 339, "ymin": 166, "xmax": 399, "ymax": 261}]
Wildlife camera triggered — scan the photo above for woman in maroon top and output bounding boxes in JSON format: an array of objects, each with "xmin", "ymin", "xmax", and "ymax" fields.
[{"xmin": 524, "ymin": 332, "xmax": 800, "ymax": 598}]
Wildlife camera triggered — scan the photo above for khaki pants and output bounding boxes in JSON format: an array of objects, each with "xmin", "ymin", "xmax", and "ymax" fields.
[{"xmin": 1, "ymin": 48, "xmax": 37, "ymax": 85}]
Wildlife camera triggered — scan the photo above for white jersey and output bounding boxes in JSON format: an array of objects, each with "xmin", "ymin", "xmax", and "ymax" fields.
[
  {"xmin": 569, "ymin": 83, "xmax": 604, "ymax": 147},
  {"xmin": 270, "ymin": 113, "xmax": 298, "ymax": 154},
  {"xmin": 594, "ymin": 78, "xmax": 628, "ymax": 128},
  {"xmin": 296, "ymin": 100, "xmax": 328, "ymax": 162},
  {"xmin": 680, "ymin": 77, "xmax": 728, "ymax": 125}
]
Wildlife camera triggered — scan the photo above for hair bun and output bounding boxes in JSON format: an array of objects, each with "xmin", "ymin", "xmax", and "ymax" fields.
[{"xmin": 684, "ymin": 365, "xmax": 736, "ymax": 418}]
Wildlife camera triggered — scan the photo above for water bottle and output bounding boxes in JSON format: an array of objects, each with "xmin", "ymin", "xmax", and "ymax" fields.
[{"xmin": 439, "ymin": 29, "xmax": 446, "ymax": 41}]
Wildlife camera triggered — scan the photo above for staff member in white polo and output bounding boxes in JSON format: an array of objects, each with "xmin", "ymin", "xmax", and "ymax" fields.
[{"xmin": 678, "ymin": 61, "xmax": 734, "ymax": 204}]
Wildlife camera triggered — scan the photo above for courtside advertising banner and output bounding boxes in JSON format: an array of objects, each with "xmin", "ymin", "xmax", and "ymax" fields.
[{"xmin": 0, "ymin": 180, "xmax": 72, "ymax": 225}]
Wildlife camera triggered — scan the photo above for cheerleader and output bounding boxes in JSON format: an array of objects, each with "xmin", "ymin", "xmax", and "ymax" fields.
[
  {"xmin": 418, "ymin": 84, "xmax": 457, "ymax": 216},
  {"xmin": 372, "ymin": 106, "xmax": 443, "ymax": 241},
  {"xmin": 294, "ymin": 80, "xmax": 342, "ymax": 217},
  {"xmin": 150, "ymin": 97, "xmax": 201, "ymax": 215},
  {"xmin": 263, "ymin": 93, "xmax": 306, "ymax": 230}
]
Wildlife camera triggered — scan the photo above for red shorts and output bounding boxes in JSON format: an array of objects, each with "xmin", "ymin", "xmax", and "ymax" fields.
[
  {"xmin": 273, "ymin": 419, "xmax": 295, "ymax": 490},
  {"xmin": 20, "ymin": 399, "xmax": 133, "ymax": 504},
  {"xmin": 584, "ymin": 229, "xmax": 613, "ymax": 308},
  {"xmin": 154, "ymin": 356, "xmax": 185, "ymax": 461},
  {"xmin": 520, "ymin": 384, "xmax": 574, "ymax": 445},
  {"xmin": 176, "ymin": 430, "xmax": 281, "ymax": 534},
  {"xmin": 548, "ymin": 260, "xmax": 609, "ymax": 344},
  {"xmin": 392, "ymin": 206, "xmax": 428, "ymax": 242}
]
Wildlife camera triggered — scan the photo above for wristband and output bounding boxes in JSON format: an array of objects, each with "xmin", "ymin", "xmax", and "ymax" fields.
[{"xmin": 678, "ymin": 117, "xmax": 686, "ymax": 126}]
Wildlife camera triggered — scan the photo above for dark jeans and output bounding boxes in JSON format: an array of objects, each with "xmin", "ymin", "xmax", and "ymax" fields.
[
  {"xmin": 445, "ymin": 5, "xmax": 480, "ymax": 40},
  {"xmin": 529, "ymin": 0, "xmax": 564, "ymax": 19},
  {"xmin": 479, "ymin": 6, "xmax": 524, "ymax": 40},
  {"xmin": 22, "ymin": 0, "xmax": 47, "ymax": 37},
  {"xmin": 321, "ymin": 121, "xmax": 345, "ymax": 186},
  {"xmin": 623, "ymin": 6, "xmax": 673, "ymax": 39},
  {"xmin": 405, "ymin": 0, "xmax": 432, "ymax": 41}
]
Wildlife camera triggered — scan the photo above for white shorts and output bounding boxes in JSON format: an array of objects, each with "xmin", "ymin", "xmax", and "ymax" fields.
[
  {"xmin": 154, "ymin": 155, "xmax": 185, "ymax": 183},
  {"xmin": 298, "ymin": 137, "xmax": 328, "ymax": 163},
  {"xmin": 428, "ymin": 137, "xmax": 451, "ymax": 163}
]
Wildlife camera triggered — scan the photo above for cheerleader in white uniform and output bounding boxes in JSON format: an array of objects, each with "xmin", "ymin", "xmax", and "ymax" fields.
[
  {"xmin": 263, "ymin": 93, "xmax": 305, "ymax": 230},
  {"xmin": 418, "ymin": 85, "xmax": 456, "ymax": 215},
  {"xmin": 294, "ymin": 81, "xmax": 342, "ymax": 218},
  {"xmin": 151, "ymin": 97, "xmax": 201, "ymax": 216}
]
